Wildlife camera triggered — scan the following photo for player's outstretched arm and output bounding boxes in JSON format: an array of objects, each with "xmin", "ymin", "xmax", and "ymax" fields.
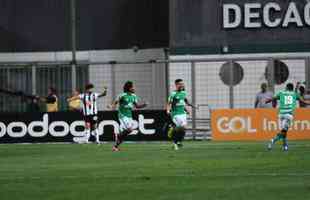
[
  {"xmin": 107, "ymin": 100, "xmax": 118, "ymax": 110},
  {"xmin": 184, "ymin": 106, "xmax": 190, "ymax": 115},
  {"xmin": 299, "ymin": 97, "xmax": 310, "ymax": 105},
  {"xmin": 185, "ymin": 98, "xmax": 198, "ymax": 109},
  {"xmin": 265, "ymin": 96, "xmax": 278, "ymax": 104},
  {"xmin": 134, "ymin": 102, "xmax": 147, "ymax": 109},
  {"xmin": 98, "ymin": 86, "xmax": 108, "ymax": 98},
  {"xmin": 185, "ymin": 98, "xmax": 192, "ymax": 107}
]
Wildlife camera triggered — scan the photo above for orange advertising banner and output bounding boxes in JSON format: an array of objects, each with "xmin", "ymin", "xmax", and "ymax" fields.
[{"xmin": 211, "ymin": 108, "xmax": 310, "ymax": 141}]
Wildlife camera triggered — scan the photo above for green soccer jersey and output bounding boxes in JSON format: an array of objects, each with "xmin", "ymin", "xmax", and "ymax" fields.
[
  {"xmin": 168, "ymin": 90, "xmax": 187, "ymax": 117},
  {"xmin": 275, "ymin": 90, "xmax": 300, "ymax": 115},
  {"xmin": 117, "ymin": 92, "xmax": 138, "ymax": 118}
]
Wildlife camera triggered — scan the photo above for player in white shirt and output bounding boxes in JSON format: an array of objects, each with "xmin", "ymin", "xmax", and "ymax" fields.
[{"xmin": 68, "ymin": 83, "xmax": 107, "ymax": 144}]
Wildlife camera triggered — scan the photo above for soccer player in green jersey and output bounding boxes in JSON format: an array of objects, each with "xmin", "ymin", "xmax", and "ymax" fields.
[
  {"xmin": 109, "ymin": 81, "xmax": 147, "ymax": 151},
  {"xmin": 267, "ymin": 83, "xmax": 310, "ymax": 151},
  {"xmin": 166, "ymin": 79, "xmax": 194, "ymax": 150}
]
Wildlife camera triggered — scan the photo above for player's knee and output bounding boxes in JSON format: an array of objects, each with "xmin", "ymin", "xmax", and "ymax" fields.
[
  {"xmin": 281, "ymin": 127, "xmax": 288, "ymax": 133},
  {"xmin": 91, "ymin": 124, "xmax": 97, "ymax": 130},
  {"xmin": 127, "ymin": 128, "xmax": 133, "ymax": 133},
  {"xmin": 175, "ymin": 126, "xmax": 184, "ymax": 133}
]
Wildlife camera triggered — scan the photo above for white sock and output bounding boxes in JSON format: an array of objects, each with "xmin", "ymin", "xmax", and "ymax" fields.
[
  {"xmin": 94, "ymin": 129, "xmax": 100, "ymax": 143},
  {"xmin": 91, "ymin": 131, "xmax": 95, "ymax": 136},
  {"xmin": 85, "ymin": 129, "xmax": 90, "ymax": 142}
]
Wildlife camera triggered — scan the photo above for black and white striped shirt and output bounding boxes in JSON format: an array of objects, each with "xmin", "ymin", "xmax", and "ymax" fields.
[{"xmin": 79, "ymin": 92, "xmax": 99, "ymax": 116}]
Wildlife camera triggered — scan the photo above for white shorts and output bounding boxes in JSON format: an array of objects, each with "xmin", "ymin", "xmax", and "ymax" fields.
[
  {"xmin": 119, "ymin": 116, "xmax": 137, "ymax": 132},
  {"xmin": 172, "ymin": 114, "xmax": 187, "ymax": 128},
  {"xmin": 279, "ymin": 114, "xmax": 293, "ymax": 131}
]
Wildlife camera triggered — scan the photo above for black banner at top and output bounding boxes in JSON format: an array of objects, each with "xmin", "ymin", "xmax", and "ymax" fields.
[
  {"xmin": 170, "ymin": 0, "xmax": 310, "ymax": 54},
  {"xmin": 0, "ymin": 110, "xmax": 169, "ymax": 143},
  {"xmin": 0, "ymin": 0, "xmax": 168, "ymax": 52}
]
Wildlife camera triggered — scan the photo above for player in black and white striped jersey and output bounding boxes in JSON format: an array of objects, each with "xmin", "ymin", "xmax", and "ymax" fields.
[{"xmin": 68, "ymin": 83, "xmax": 107, "ymax": 144}]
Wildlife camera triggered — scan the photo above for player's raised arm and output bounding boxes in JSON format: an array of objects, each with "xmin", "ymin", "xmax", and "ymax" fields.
[{"xmin": 98, "ymin": 86, "xmax": 108, "ymax": 98}]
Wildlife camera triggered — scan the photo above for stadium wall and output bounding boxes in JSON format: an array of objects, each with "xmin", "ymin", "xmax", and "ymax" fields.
[
  {"xmin": 0, "ymin": 48, "xmax": 166, "ymax": 111},
  {"xmin": 169, "ymin": 53, "xmax": 309, "ymax": 108}
]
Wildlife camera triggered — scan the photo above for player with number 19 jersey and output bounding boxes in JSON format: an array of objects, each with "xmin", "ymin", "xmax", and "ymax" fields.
[
  {"xmin": 268, "ymin": 83, "xmax": 302, "ymax": 152},
  {"xmin": 275, "ymin": 90, "xmax": 300, "ymax": 115}
]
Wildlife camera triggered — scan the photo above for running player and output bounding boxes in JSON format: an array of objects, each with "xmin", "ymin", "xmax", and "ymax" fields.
[
  {"xmin": 108, "ymin": 81, "xmax": 147, "ymax": 151},
  {"xmin": 267, "ymin": 83, "xmax": 310, "ymax": 151},
  {"xmin": 67, "ymin": 83, "xmax": 107, "ymax": 144},
  {"xmin": 166, "ymin": 79, "xmax": 194, "ymax": 150}
]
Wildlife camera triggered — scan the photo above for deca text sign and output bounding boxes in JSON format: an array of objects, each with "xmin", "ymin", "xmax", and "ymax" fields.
[
  {"xmin": 211, "ymin": 108, "xmax": 310, "ymax": 141},
  {"xmin": 223, "ymin": 1, "xmax": 310, "ymax": 28}
]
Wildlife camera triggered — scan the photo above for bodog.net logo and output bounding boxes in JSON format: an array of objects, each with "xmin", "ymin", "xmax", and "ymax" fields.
[{"xmin": 216, "ymin": 116, "xmax": 257, "ymax": 134}]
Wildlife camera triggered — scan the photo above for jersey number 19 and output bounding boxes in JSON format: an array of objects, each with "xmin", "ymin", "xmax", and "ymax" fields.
[{"xmin": 284, "ymin": 96, "xmax": 293, "ymax": 105}]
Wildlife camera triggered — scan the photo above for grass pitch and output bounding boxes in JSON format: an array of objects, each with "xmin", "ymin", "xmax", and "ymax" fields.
[{"xmin": 0, "ymin": 141, "xmax": 309, "ymax": 200}]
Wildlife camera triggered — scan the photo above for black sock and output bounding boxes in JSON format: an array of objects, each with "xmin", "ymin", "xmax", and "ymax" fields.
[
  {"xmin": 115, "ymin": 130, "xmax": 130, "ymax": 147},
  {"xmin": 172, "ymin": 129, "xmax": 178, "ymax": 144},
  {"xmin": 179, "ymin": 129, "xmax": 185, "ymax": 143}
]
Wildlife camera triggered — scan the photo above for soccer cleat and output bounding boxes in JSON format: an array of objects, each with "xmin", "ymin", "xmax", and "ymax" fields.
[
  {"xmin": 73, "ymin": 136, "xmax": 89, "ymax": 144},
  {"xmin": 283, "ymin": 145, "xmax": 288, "ymax": 151},
  {"xmin": 267, "ymin": 139, "xmax": 274, "ymax": 150},
  {"xmin": 112, "ymin": 146, "xmax": 120, "ymax": 152},
  {"xmin": 173, "ymin": 143, "xmax": 179, "ymax": 150},
  {"xmin": 177, "ymin": 142, "xmax": 183, "ymax": 148}
]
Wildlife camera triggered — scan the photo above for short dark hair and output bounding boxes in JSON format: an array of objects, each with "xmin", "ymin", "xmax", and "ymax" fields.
[
  {"xmin": 299, "ymin": 85, "xmax": 305, "ymax": 94},
  {"xmin": 286, "ymin": 83, "xmax": 294, "ymax": 91},
  {"xmin": 85, "ymin": 83, "xmax": 94, "ymax": 90},
  {"xmin": 123, "ymin": 81, "xmax": 133, "ymax": 92},
  {"xmin": 175, "ymin": 79, "xmax": 183, "ymax": 84}
]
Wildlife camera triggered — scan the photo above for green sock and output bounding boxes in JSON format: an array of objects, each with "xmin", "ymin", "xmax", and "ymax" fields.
[
  {"xmin": 273, "ymin": 133, "xmax": 283, "ymax": 143},
  {"xmin": 167, "ymin": 127, "xmax": 174, "ymax": 139}
]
